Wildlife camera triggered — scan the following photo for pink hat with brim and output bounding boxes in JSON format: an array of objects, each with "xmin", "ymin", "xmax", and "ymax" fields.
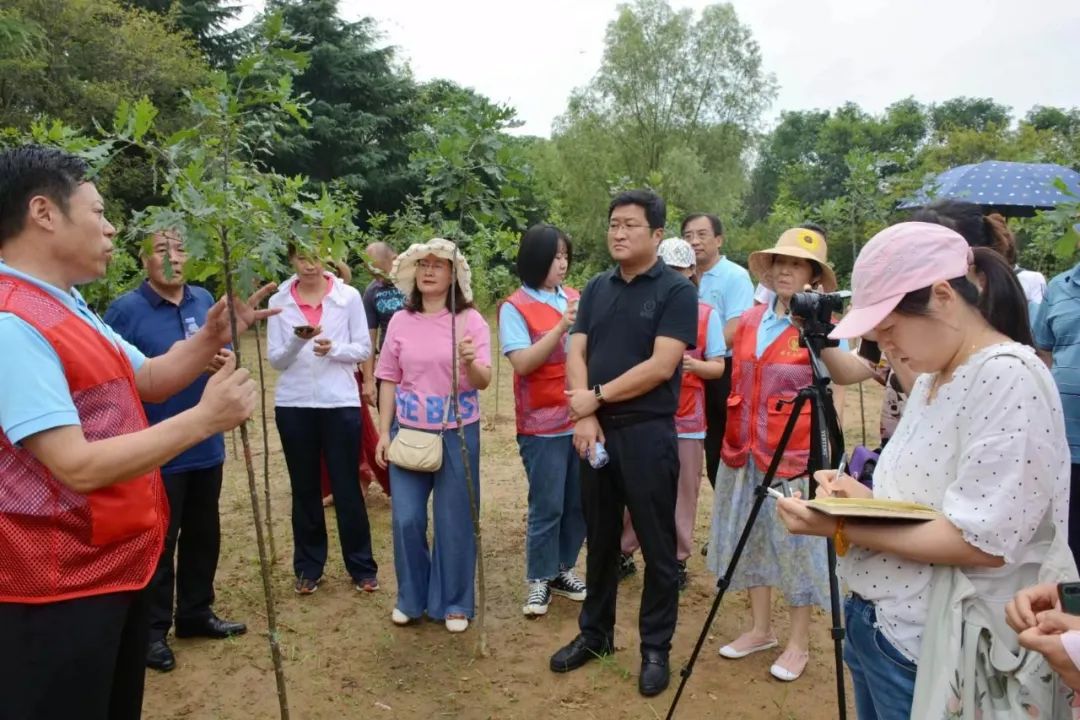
[{"xmin": 829, "ymin": 222, "xmax": 974, "ymax": 340}]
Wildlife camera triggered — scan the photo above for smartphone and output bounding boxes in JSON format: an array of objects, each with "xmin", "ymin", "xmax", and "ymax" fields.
[
  {"xmin": 294, "ymin": 325, "xmax": 315, "ymax": 335},
  {"xmin": 1059, "ymin": 582, "xmax": 1080, "ymax": 615},
  {"xmin": 858, "ymin": 339, "xmax": 882, "ymax": 365}
]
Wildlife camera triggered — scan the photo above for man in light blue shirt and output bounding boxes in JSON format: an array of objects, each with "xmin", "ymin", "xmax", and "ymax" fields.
[
  {"xmin": 1033, "ymin": 258, "xmax": 1080, "ymax": 568},
  {"xmin": 681, "ymin": 213, "xmax": 754, "ymax": 487},
  {"xmin": 0, "ymin": 145, "xmax": 275, "ymax": 720}
]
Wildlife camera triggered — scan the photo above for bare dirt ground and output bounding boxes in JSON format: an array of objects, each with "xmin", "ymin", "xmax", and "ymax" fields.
[{"xmin": 143, "ymin": 329, "xmax": 883, "ymax": 720}]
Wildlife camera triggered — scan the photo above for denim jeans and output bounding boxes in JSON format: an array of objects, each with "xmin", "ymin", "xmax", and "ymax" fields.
[
  {"xmin": 516, "ymin": 434, "xmax": 585, "ymax": 582},
  {"xmin": 844, "ymin": 594, "xmax": 917, "ymax": 720},
  {"xmin": 389, "ymin": 422, "xmax": 480, "ymax": 620}
]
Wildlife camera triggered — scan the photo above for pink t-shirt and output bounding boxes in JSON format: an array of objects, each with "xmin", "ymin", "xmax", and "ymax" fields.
[
  {"xmin": 289, "ymin": 275, "xmax": 333, "ymax": 326},
  {"xmin": 375, "ymin": 308, "xmax": 491, "ymax": 430}
]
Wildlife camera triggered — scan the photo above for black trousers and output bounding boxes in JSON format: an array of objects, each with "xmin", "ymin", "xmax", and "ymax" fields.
[
  {"xmin": 579, "ymin": 415, "xmax": 679, "ymax": 654},
  {"xmin": 148, "ymin": 464, "xmax": 224, "ymax": 642},
  {"xmin": 703, "ymin": 361, "xmax": 734, "ymax": 487},
  {"xmin": 0, "ymin": 589, "xmax": 150, "ymax": 720},
  {"xmin": 276, "ymin": 406, "xmax": 378, "ymax": 583}
]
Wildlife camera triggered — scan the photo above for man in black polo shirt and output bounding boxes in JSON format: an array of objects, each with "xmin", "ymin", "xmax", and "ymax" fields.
[{"xmin": 549, "ymin": 190, "xmax": 697, "ymax": 697}]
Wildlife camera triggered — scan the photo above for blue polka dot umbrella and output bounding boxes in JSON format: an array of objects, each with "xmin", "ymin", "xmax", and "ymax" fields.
[{"xmin": 898, "ymin": 160, "xmax": 1080, "ymax": 217}]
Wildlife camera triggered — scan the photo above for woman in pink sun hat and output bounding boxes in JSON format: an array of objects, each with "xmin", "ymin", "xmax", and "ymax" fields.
[{"xmin": 777, "ymin": 222, "xmax": 1075, "ymax": 720}]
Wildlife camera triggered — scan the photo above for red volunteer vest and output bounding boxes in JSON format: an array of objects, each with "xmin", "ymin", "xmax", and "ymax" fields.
[
  {"xmin": 721, "ymin": 304, "xmax": 812, "ymax": 479},
  {"xmin": 675, "ymin": 302, "xmax": 712, "ymax": 436},
  {"xmin": 0, "ymin": 276, "xmax": 167, "ymax": 603},
  {"xmin": 503, "ymin": 287, "xmax": 580, "ymax": 436}
]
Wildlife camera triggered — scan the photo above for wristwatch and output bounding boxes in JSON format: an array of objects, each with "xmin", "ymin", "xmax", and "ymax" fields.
[{"xmin": 592, "ymin": 384, "xmax": 606, "ymax": 405}]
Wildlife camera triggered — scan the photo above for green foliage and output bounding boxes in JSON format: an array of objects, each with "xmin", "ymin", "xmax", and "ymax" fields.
[
  {"xmin": 260, "ymin": 0, "xmax": 421, "ymax": 219},
  {"xmin": 0, "ymin": 0, "xmax": 210, "ymax": 131},
  {"xmin": 124, "ymin": 0, "xmax": 241, "ymax": 66},
  {"xmin": 547, "ymin": 0, "xmax": 775, "ymax": 263}
]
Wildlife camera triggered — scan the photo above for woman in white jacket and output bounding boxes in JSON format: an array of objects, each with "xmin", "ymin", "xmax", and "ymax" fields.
[{"xmin": 268, "ymin": 247, "xmax": 378, "ymax": 595}]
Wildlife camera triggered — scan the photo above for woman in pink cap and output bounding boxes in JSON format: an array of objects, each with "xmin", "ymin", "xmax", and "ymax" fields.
[{"xmin": 777, "ymin": 222, "xmax": 1074, "ymax": 720}]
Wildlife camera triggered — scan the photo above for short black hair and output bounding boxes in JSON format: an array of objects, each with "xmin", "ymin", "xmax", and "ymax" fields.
[
  {"xmin": 517, "ymin": 223, "xmax": 572, "ymax": 290},
  {"xmin": 0, "ymin": 145, "xmax": 89, "ymax": 245},
  {"xmin": 797, "ymin": 221, "xmax": 827, "ymax": 240},
  {"xmin": 680, "ymin": 213, "xmax": 723, "ymax": 237},
  {"xmin": 609, "ymin": 189, "xmax": 666, "ymax": 230}
]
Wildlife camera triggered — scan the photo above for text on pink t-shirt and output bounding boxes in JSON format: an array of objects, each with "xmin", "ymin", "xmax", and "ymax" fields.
[{"xmin": 375, "ymin": 308, "xmax": 491, "ymax": 430}]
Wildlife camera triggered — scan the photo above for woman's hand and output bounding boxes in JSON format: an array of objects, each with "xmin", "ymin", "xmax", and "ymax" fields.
[
  {"xmin": 313, "ymin": 338, "xmax": 332, "ymax": 357},
  {"xmin": 375, "ymin": 434, "xmax": 390, "ymax": 469},
  {"xmin": 814, "ymin": 469, "xmax": 873, "ymax": 499},
  {"xmin": 776, "ymin": 496, "xmax": 837, "ymax": 537},
  {"xmin": 560, "ymin": 299, "xmax": 578, "ymax": 332},
  {"xmin": 293, "ymin": 324, "xmax": 322, "ymax": 341},
  {"xmin": 1036, "ymin": 609, "xmax": 1080, "ymax": 635},
  {"xmin": 1007, "ymin": 583, "xmax": 1061, "ymax": 633},
  {"xmin": 458, "ymin": 336, "xmax": 476, "ymax": 366}
]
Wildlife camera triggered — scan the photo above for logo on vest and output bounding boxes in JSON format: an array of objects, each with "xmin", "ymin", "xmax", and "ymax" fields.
[{"xmin": 784, "ymin": 336, "xmax": 801, "ymax": 355}]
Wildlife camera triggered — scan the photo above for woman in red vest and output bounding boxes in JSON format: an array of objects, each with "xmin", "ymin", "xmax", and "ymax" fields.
[
  {"xmin": 705, "ymin": 227, "xmax": 844, "ymax": 683},
  {"xmin": 620, "ymin": 238, "xmax": 727, "ymax": 590},
  {"xmin": 499, "ymin": 224, "xmax": 588, "ymax": 618}
]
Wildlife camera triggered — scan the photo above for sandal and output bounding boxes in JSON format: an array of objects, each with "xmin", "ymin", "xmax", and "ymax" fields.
[
  {"xmin": 718, "ymin": 631, "xmax": 779, "ymax": 659},
  {"xmin": 770, "ymin": 648, "xmax": 810, "ymax": 681}
]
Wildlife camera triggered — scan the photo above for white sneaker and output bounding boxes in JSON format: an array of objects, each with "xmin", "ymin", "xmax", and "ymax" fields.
[
  {"xmin": 523, "ymin": 580, "xmax": 551, "ymax": 617},
  {"xmin": 391, "ymin": 608, "xmax": 411, "ymax": 626},
  {"xmin": 550, "ymin": 569, "xmax": 587, "ymax": 601},
  {"xmin": 445, "ymin": 615, "xmax": 469, "ymax": 633}
]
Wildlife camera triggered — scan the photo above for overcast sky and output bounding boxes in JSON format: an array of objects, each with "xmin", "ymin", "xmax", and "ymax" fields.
[{"xmin": 241, "ymin": 0, "xmax": 1080, "ymax": 137}]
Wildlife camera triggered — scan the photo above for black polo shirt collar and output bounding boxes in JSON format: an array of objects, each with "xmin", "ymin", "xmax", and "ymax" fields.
[
  {"xmin": 608, "ymin": 259, "xmax": 666, "ymax": 285},
  {"xmin": 138, "ymin": 279, "xmax": 193, "ymax": 308}
]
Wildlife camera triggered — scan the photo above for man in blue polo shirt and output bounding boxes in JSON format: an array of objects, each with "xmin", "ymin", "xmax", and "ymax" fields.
[
  {"xmin": 1033, "ymin": 255, "xmax": 1080, "ymax": 569},
  {"xmin": 681, "ymin": 213, "xmax": 754, "ymax": 487},
  {"xmin": 105, "ymin": 230, "xmax": 246, "ymax": 673}
]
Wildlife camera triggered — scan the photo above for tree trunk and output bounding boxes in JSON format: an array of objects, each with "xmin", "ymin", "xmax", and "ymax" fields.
[
  {"xmin": 219, "ymin": 228, "xmax": 290, "ymax": 719},
  {"xmin": 252, "ymin": 319, "xmax": 277, "ymax": 564}
]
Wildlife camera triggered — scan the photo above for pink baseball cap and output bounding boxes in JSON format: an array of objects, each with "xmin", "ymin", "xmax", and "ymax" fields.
[{"xmin": 829, "ymin": 222, "xmax": 974, "ymax": 340}]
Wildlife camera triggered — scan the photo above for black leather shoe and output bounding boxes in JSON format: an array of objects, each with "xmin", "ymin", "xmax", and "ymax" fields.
[
  {"xmin": 146, "ymin": 639, "xmax": 176, "ymax": 672},
  {"xmin": 549, "ymin": 633, "xmax": 613, "ymax": 673},
  {"xmin": 639, "ymin": 650, "xmax": 670, "ymax": 697},
  {"xmin": 174, "ymin": 614, "xmax": 247, "ymax": 639}
]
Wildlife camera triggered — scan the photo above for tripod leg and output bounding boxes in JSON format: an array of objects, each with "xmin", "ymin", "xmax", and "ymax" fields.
[
  {"xmin": 809, "ymin": 387, "xmax": 849, "ymax": 720},
  {"xmin": 665, "ymin": 393, "xmax": 811, "ymax": 720}
]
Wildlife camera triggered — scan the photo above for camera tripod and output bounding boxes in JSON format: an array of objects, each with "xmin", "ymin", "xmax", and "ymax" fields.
[{"xmin": 666, "ymin": 328, "xmax": 848, "ymax": 720}]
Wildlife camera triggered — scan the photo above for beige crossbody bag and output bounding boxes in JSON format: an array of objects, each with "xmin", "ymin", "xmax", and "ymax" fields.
[{"xmin": 387, "ymin": 396, "xmax": 453, "ymax": 472}]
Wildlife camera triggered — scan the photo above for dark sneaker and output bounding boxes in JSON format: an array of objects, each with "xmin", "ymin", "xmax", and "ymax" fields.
[
  {"xmin": 523, "ymin": 580, "xmax": 551, "ymax": 617},
  {"xmin": 677, "ymin": 561, "xmax": 688, "ymax": 592},
  {"xmin": 294, "ymin": 576, "xmax": 321, "ymax": 595},
  {"xmin": 619, "ymin": 553, "xmax": 637, "ymax": 581},
  {"xmin": 550, "ymin": 569, "xmax": 586, "ymax": 601},
  {"xmin": 355, "ymin": 577, "xmax": 380, "ymax": 593}
]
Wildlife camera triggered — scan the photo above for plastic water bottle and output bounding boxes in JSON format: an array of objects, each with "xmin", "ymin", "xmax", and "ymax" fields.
[
  {"xmin": 183, "ymin": 317, "xmax": 200, "ymax": 340},
  {"xmin": 589, "ymin": 441, "xmax": 609, "ymax": 469}
]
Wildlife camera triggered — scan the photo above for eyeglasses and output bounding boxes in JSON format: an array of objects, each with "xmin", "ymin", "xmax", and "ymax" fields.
[
  {"xmin": 417, "ymin": 259, "xmax": 449, "ymax": 271},
  {"xmin": 608, "ymin": 222, "xmax": 651, "ymax": 234},
  {"xmin": 682, "ymin": 230, "xmax": 713, "ymax": 241}
]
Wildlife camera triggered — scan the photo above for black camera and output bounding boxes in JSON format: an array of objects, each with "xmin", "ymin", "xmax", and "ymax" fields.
[
  {"xmin": 789, "ymin": 290, "xmax": 851, "ymax": 348},
  {"xmin": 790, "ymin": 290, "xmax": 849, "ymax": 325}
]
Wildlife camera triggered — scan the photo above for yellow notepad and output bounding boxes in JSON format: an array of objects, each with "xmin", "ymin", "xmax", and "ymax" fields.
[{"xmin": 806, "ymin": 497, "xmax": 941, "ymax": 522}]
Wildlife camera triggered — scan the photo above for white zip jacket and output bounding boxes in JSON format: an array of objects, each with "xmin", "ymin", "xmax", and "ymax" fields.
[{"xmin": 267, "ymin": 273, "xmax": 371, "ymax": 408}]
